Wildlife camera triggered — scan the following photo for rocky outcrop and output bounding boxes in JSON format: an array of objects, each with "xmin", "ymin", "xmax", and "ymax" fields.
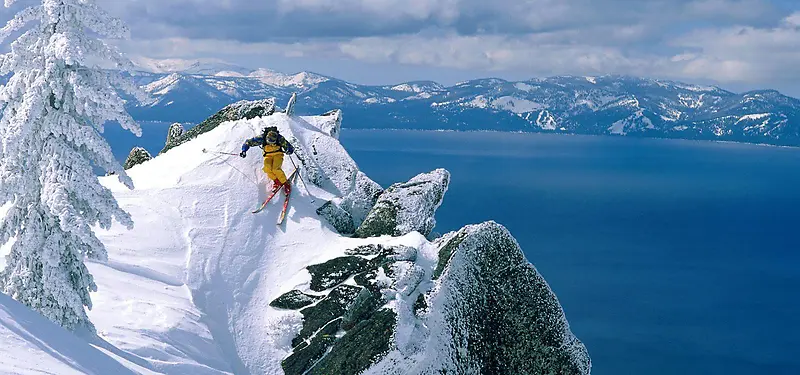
[
  {"xmin": 409, "ymin": 221, "xmax": 591, "ymax": 374},
  {"xmin": 269, "ymin": 290, "xmax": 323, "ymax": 310},
  {"xmin": 123, "ymin": 147, "xmax": 152, "ymax": 170},
  {"xmin": 340, "ymin": 171, "xmax": 383, "ymax": 226},
  {"xmin": 277, "ymin": 245, "xmax": 417, "ymax": 375},
  {"xmin": 164, "ymin": 122, "xmax": 185, "ymax": 150},
  {"xmin": 159, "ymin": 98, "xmax": 276, "ymax": 154},
  {"xmin": 285, "ymin": 92, "xmax": 297, "ymax": 116},
  {"xmin": 293, "ymin": 110, "xmax": 383, "ymax": 234},
  {"xmin": 307, "ymin": 256, "xmax": 369, "ymax": 292},
  {"xmin": 315, "ymin": 171, "xmax": 382, "ymax": 235},
  {"xmin": 355, "ymin": 168, "xmax": 450, "ymax": 238},
  {"xmin": 315, "ymin": 201, "xmax": 356, "ymax": 235},
  {"xmin": 318, "ymin": 109, "xmax": 342, "ymax": 139}
]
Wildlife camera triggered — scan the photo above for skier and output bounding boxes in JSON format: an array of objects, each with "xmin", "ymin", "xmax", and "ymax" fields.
[{"xmin": 240, "ymin": 126, "xmax": 295, "ymax": 193}]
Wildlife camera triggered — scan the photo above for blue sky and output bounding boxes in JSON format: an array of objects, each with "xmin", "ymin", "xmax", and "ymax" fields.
[{"xmin": 3, "ymin": 0, "xmax": 800, "ymax": 95}]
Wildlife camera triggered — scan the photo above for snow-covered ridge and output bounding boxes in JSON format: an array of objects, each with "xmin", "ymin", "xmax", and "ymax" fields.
[
  {"xmin": 118, "ymin": 59, "xmax": 800, "ymax": 147},
  {"xmin": 248, "ymin": 69, "xmax": 329, "ymax": 88},
  {"xmin": 736, "ymin": 113, "xmax": 771, "ymax": 122},
  {"xmin": 2, "ymin": 103, "xmax": 590, "ymax": 374}
]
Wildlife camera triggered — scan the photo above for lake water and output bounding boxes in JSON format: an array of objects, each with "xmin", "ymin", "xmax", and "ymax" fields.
[{"xmin": 338, "ymin": 129, "xmax": 800, "ymax": 375}]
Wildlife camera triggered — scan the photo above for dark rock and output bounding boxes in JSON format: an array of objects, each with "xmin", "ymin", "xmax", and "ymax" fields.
[
  {"xmin": 428, "ymin": 221, "xmax": 591, "ymax": 374},
  {"xmin": 293, "ymin": 285, "xmax": 361, "ymax": 348},
  {"xmin": 316, "ymin": 201, "xmax": 356, "ymax": 235},
  {"xmin": 306, "ymin": 309, "xmax": 397, "ymax": 375},
  {"xmin": 164, "ymin": 122, "xmax": 185, "ymax": 150},
  {"xmin": 432, "ymin": 230, "xmax": 467, "ymax": 280},
  {"xmin": 159, "ymin": 98, "xmax": 275, "ymax": 154},
  {"xmin": 307, "ymin": 256, "xmax": 370, "ymax": 292},
  {"xmin": 341, "ymin": 288, "xmax": 381, "ymax": 331},
  {"xmin": 355, "ymin": 168, "xmax": 450, "ymax": 238},
  {"xmin": 344, "ymin": 244, "xmax": 393, "ymax": 256},
  {"xmin": 413, "ymin": 293, "xmax": 427, "ymax": 315},
  {"xmin": 366, "ymin": 253, "xmax": 393, "ymax": 271},
  {"xmin": 282, "ymin": 318, "xmax": 341, "ymax": 375},
  {"xmin": 354, "ymin": 265, "xmax": 392, "ymax": 296},
  {"xmin": 123, "ymin": 147, "xmax": 152, "ymax": 170},
  {"xmin": 270, "ymin": 290, "xmax": 323, "ymax": 310}
]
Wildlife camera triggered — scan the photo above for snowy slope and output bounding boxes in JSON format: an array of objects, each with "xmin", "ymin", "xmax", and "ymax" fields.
[
  {"xmin": 89, "ymin": 112, "xmax": 395, "ymax": 374},
  {"xmin": 1, "ymin": 109, "xmax": 589, "ymax": 374},
  {"xmin": 0, "ymin": 293, "xmax": 141, "ymax": 375},
  {"xmin": 1, "ymin": 112, "xmax": 361, "ymax": 374}
]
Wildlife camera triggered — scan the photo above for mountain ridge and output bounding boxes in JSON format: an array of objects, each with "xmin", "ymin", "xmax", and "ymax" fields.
[{"xmin": 1, "ymin": 101, "xmax": 591, "ymax": 374}]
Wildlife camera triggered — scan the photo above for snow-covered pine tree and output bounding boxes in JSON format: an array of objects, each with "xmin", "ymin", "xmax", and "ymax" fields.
[
  {"xmin": 0, "ymin": 0, "xmax": 145, "ymax": 331},
  {"xmin": 123, "ymin": 147, "xmax": 152, "ymax": 170}
]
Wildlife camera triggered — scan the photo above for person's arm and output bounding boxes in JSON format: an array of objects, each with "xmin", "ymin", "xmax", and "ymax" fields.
[
  {"xmin": 242, "ymin": 136, "xmax": 263, "ymax": 152},
  {"xmin": 240, "ymin": 136, "xmax": 263, "ymax": 157},
  {"xmin": 280, "ymin": 137, "xmax": 294, "ymax": 154}
]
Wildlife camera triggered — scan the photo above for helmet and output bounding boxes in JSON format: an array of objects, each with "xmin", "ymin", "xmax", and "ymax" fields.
[{"xmin": 266, "ymin": 130, "xmax": 278, "ymax": 144}]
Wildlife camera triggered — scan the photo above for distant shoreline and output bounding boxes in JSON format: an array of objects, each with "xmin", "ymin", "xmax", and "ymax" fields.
[{"xmin": 340, "ymin": 127, "xmax": 800, "ymax": 150}]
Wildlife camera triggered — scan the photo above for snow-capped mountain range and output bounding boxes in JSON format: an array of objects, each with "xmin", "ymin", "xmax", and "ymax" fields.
[{"xmin": 124, "ymin": 59, "xmax": 800, "ymax": 147}]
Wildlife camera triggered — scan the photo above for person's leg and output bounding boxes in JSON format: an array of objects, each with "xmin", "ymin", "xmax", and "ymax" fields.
[
  {"xmin": 263, "ymin": 155, "xmax": 277, "ymax": 181},
  {"xmin": 272, "ymin": 153, "xmax": 287, "ymax": 184}
]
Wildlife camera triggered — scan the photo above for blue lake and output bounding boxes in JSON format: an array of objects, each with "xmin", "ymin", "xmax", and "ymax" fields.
[
  {"xmin": 106, "ymin": 122, "xmax": 800, "ymax": 375},
  {"xmin": 338, "ymin": 130, "xmax": 800, "ymax": 375}
]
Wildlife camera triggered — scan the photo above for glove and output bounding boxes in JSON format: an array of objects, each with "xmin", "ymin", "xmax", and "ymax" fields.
[
  {"xmin": 239, "ymin": 150, "xmax": 247, "ymax": 158},
  {"xmin": 285, "ymin": 148, "xmax": 293, "ymax": 155}
]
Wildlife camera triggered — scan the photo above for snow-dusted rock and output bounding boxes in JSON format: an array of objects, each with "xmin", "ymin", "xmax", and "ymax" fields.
[
  {"xmin": 296, "ymin": 112, "xmax": 383, "ymax": 231},
  {"xmin": 318, "ymin": 109, "xmax": 343, "ymax": 139},
  {"xmin": 313, "ymin": 172, "xmax": 382, "ymax": 235},
  {"xmin": 285, "ymin": 92, "xmax": 297, "ymax": 116},
  {"xmin": 164, "ymin": 122, "xmax": 185, "ymax": 150},
  {"xmin": 417, "ymin": 221, "xmax": 591, "ymax": 374},
  {"xmin": 315, "ymin": 201, "xmax": 356, "ymax": 234},
  {"xmin": 355, "ymin": 169, "xmax": 450, "ymax": 238},
  {"xmin": 159, "ymin": 98, "xmax": 276, "ymax": 154},
  {"xmin": 278, "ymin": 243, "xmax": 415, "ymax": 375},
  {"xmin": 123, "ymin": 147, "xmax": 152, "ymax": 170},
  {"xmin": 340, "ymin": 171, "xmax": 384, "ymax": 226},
  {"xmin": 270, "ymin": 290, "xmax": 323, "ymax": 310}
]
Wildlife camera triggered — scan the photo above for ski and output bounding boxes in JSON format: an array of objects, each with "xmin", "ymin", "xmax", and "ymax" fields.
[
  {"xmin": 251, "ymin": 168, "xmax": 297, "ymax": 214},
  {"xmin": 276, "ymin": 173, "xmax": 297, "ymax": 225}
]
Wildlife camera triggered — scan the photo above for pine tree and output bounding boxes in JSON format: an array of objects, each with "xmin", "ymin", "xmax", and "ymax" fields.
[
  {"xmin": 123, "ymin": 147, "xmax": 152, "ymax": 170},
  {"xmin": 0, "ymin": 0, "xmax": 144, "ymax": 331}
]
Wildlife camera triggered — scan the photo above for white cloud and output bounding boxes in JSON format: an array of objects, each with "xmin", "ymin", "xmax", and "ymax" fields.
[
  {"xmin": 3, "ymin": 0, "xmax": 798, "ymax": 90},
  {"xmin": 668, "ymin": 12, "xmax": 800, "ymax": 82},
  {"xmin": 113, "ymin": 7, "xmax": 800, "ymax": 87}
]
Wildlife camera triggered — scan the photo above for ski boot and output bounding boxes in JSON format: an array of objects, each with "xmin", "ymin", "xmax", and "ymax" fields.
[
  {"xmin": 283, "ymin": 180, "xmax": 292, "ymax": 195},
  {"xmin": 270, "ymin": 178, "xmax": 282, "ymax": 193}
]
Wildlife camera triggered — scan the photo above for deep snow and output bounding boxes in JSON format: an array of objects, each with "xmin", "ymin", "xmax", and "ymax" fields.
[{"xmin": 0, "ymin": 112, "xmax": 438, "ymax": 374}]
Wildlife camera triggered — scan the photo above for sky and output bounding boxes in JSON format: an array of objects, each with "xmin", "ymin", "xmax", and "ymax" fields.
[{"xmin": 2, "ymin": 0, "xmax": 800, "ymax": 96}]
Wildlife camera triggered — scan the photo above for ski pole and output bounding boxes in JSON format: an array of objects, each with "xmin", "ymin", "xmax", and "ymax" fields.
[
  {"xmin": 202, "ymin": 148, "xmax": 239, "ymax": 156},
  {"xmin": 289, "ymin": 155, "xmax": 314, "ymax": 203},
  {"xmin": 202, "ymin": 148, "xmax": 260, "ymax": 187}
]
